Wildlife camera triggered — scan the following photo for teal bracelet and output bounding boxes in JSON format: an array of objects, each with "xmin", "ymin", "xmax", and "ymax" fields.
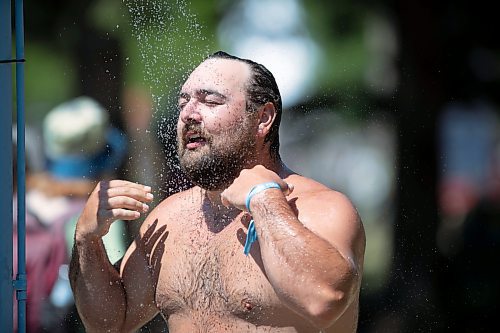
[
  {"xmin": 245, "ymin": 182, "xmax": 282, "ymax": 213},
  {"xmin": 243, "ymin": 182, "xmax": 281, "ymax": 255}
]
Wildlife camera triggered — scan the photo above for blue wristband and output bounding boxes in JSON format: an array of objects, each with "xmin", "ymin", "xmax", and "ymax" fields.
[
  {"xmin": 243, "ymin": 182, "xmax": 281, "ymax": 255},
  {"xmin": 245, "ymin": 182, "xmax": 282, "ymax": 213}
]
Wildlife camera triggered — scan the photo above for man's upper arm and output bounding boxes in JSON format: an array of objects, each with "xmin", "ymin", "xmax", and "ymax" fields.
[
  {"xmin": 300, "ymin": 190, "xmax": 366, "ymax": 273},
  {"xmin": 118, "ymin": 216, "xmax": 162, "ymax": 331}
]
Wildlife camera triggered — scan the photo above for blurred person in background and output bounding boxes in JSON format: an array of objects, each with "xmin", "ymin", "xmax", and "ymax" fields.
[{"xmin": 13, "ymin": 96, "xmax": 128, "ymax": 332}]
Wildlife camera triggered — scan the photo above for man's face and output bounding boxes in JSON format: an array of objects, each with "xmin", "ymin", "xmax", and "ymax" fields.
[{"xmin": 176, "ymin": 58, "xmax": 257, "ymax": 190}]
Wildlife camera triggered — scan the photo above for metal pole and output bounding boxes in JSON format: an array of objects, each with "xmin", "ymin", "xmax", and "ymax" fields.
[
  {"xmin": 14, "ymin": 0, "xmax": 28, "ymax": 331},
  {"xmin": 0, "ymin": 0, "xmax": 14, "ymax": 330}
]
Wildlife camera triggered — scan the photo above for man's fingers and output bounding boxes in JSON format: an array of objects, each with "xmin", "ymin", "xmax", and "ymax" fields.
[
  {"xmin": 105, "ymin": 196, "xmax": 150, "ymax": 213},
  {"xmin": 276, "ymin": 180, "xmax": 293, "ymax": 196},
  {"xmin": 284, "ymin": 182, "xmax": 294, "ymax": 196},
  {"xmin": 93, "ymin": 181, "xmax": 154, "ymax": 227},
  {"xmin": 105, "ymin": 180, "xmax": 152, "ymax": 191},
  {"xmin": 101, "ymin": 186, "xmax": 154, "ymax": 203},
  {"xmin": 97, "ymin": 180, "xmax": 152, "ymax": 199},
  {"xmin": 220, "ymin": 190, "xmax": 231, "ymax": 208},
  {"xmin": 101, "ymin": 208, "xmax": 142, "ymax": 221}
]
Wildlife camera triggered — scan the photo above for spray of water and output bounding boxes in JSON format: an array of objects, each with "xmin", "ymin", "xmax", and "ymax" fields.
[{"xmin": 122, "ymin": 0, "xmax": 212, "ymax": 197}]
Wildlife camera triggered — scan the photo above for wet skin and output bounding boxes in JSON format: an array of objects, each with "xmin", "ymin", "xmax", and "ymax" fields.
[{"xmin": 120, "ymin": 173, "xmax": 362, "ymax": 333}]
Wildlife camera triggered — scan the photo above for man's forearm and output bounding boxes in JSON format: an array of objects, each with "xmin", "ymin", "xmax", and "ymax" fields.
[{"xmin": 69, "ymin": 237, "xmax": 127, "ymax": 332}]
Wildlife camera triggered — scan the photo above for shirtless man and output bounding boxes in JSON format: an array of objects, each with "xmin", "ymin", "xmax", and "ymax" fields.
[{"xmin": 69, "ymin": 51, "xmax": 365, "ymax": 333}]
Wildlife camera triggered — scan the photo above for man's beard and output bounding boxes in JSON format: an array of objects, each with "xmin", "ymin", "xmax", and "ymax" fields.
[{"xmin": 177, "ymin": 118, "xmax": 256, "ymax": 191}]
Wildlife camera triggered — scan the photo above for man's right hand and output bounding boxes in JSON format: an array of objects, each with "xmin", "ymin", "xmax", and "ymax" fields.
[{"xmin": 75, "ymin": 180, "xmax": 154, "ymax": 241}]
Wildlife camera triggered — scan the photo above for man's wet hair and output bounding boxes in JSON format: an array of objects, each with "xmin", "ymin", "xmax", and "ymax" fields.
[{"xmin": 207, "ymin": 51, "xmax": 282, "ymax": 159}]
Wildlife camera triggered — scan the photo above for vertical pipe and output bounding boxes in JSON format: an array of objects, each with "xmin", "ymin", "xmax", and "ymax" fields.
[
  {"xmin": 15, "ymin": 0, "xmax": 27, "ymax": 332},
  {"xmin": 0, "ymin": 0, "xmax": 14, "ymax": 330}
]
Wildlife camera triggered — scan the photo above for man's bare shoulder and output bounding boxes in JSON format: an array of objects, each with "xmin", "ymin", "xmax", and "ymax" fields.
[
  {"xmin": 286, "ymin": 173, "xmax": 355, "ymax": 209},
  {"xmin": 286, "ymin": 173, "xmax": 365, "ymax": 268},
  {"xmin": 156, "ymin": 186, "xmax": 203, "ymax": 209}
]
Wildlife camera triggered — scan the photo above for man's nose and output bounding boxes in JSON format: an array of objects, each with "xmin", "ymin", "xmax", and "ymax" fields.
[{"xmin": 180, "ymin": 100, "xmax": 202, "ymax": 124}]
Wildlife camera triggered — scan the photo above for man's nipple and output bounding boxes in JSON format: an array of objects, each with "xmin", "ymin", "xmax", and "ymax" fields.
[{"xmin": 241, "ymin": 299, "xmax": 254, "ymax": 311}]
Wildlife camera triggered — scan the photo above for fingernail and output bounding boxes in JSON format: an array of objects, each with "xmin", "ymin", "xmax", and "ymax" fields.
[
  {"xmin": 143, "ymin": 203, "xmax": 149, "ymax": 212},
  {"xmin": 144, "ymin": 185, "xmax": 152, "ymax": 192},
  {"xmin": 146, "ymin": 193, "xmax": 154, "ymax": 199}
]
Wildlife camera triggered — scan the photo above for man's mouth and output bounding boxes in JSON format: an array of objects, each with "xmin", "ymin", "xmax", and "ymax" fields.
[{"xmin": 185, "ymin": 131, "xmax": 207, "ymax": 149}]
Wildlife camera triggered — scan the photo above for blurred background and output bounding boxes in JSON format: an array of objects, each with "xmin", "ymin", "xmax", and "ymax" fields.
[{"xmin": 10, "ymin": 0, "xmax": 500, "ymax": 331}]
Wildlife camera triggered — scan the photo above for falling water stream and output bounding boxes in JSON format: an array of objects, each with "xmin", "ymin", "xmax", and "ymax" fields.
[
  {"xmin": 123, "ymin": 0, "xmax": 211, "ymax": 196},
  {"xmin": 124, "ymin": 0, "xmax": 209, "ymax": 108}
]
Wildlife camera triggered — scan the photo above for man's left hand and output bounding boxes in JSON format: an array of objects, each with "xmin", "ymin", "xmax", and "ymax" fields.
[{"xmin": 220, "ymin": 165, "xmax": 293, "ymax": 211}]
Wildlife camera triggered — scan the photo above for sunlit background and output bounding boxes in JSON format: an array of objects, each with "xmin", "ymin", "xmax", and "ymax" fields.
[{"xmin": 12, "ymin": 0, "xmax": 500, "ymax": 332}]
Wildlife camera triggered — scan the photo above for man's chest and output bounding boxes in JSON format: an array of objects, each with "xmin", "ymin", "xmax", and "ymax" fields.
[{"xmin": 153, "ymin": 218, "xmax": 282, "ymax": 320}]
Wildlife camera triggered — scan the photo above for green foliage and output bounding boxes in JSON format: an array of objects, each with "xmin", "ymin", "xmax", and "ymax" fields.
[
  {"xmin": 303, "ymin": 1, "xmax": 370, "ymax": 94},
  {"xmin": 24, "ymin": 43, "xmax": 76, "ymax": 123}
]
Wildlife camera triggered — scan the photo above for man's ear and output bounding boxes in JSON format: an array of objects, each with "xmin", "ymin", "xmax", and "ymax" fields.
[{"xmin": 257, "ymin": 102, "xmax": 276, "ymax": 138}]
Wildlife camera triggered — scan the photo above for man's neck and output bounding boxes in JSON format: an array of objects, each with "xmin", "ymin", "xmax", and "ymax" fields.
[
  {"xmin": 202, "ymin": 189, "xmax": 240, "ymax": 233},
  {"xmin": 205, "ymin": 188, "xmax": 226, "ymax": 210}
]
